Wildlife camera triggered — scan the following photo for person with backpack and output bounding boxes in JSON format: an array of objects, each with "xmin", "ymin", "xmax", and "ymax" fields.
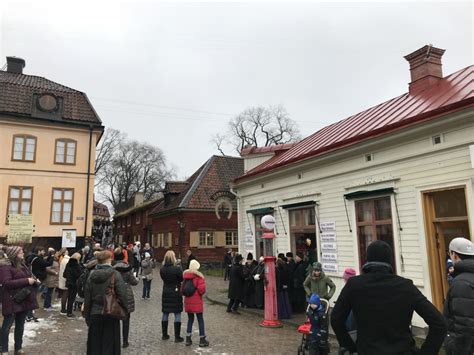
[
  {"xmin": 307, "ymin": 293, "xmax": 330, "ymax": 355},
  {"xmin": 160, "ymin": 250, "xmax": 184, "ymax": 342},
  {"xmin": 113, "ymin": 248, "xmax": 139, "ymax": 349},
  {"xmin": 182, "ymin": 259, "xmax": 209, "ymax": 347},
  {"xmin": 63, "ymin": 252, "xmax": 82, "ymax": 317},
  {"xmin": 141, "ymin": 253, "xmax": 154, "ymax": 299}
]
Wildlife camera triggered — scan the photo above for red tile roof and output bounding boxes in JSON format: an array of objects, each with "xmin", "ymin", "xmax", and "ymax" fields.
[
  {"xmin": 151, "ymin": 155, "xmax": 244, "ymax": 215},
  {"xmin": 0, "ymin": 70, "xmax": 102, "ymax": 125},
  {"xmin": 235, "ymin": 65, "xmax": 474, "ymax": 182}
]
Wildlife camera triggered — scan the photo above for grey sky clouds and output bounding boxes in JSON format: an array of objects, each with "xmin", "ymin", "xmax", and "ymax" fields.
[{"xmin": 1, "ymin": 1, "xmax": 472, "ymax": 178}]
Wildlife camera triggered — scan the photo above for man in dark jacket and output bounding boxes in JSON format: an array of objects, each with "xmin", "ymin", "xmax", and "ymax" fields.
[
  {"xmin": 227, "ymin": 254, "xmax": 244, "ymax": 314},
  {"xmin": 331, "ymin": 240, "xmax": 447, "ymax": 355},
  {"xmin": 223, "ymin": 249, "xmax": 232, "ymax": 281},
  {"xmin": 444, "ymin": 237, "xmax": 474, "ymax": 355},
  {"xmin": 30, "ymin": 247, "xmax": 54, "ymax": 282}
]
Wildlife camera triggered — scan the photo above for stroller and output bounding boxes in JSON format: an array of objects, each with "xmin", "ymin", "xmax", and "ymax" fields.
[{"xmin": 297, "ymin": 299, "xmax": 330, "ymax": 355}]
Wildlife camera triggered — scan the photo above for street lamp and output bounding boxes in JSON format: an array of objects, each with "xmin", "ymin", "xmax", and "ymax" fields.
[{"xmin": 259, "ymin": 215, "xmax": 282, "ymax": 328}]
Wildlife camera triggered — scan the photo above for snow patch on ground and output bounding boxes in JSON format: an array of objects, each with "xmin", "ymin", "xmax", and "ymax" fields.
[{"xmin": 7, "ymin": 316, "xmax": 58, "ymax": 351}]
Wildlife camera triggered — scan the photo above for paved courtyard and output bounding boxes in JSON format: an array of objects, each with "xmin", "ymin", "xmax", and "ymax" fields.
[{"xmin": 11, "ymin": 275, "xmax": 339, "ymax": 354}]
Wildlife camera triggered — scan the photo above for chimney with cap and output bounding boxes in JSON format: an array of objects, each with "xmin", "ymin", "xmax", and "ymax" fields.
[
  {"xmin": 6, "ymin": 56, "xmax": 26, "ymax": 74},
  {"xmin": 404, "ymin": 45, "xmax": 445, "ymax": 95}
]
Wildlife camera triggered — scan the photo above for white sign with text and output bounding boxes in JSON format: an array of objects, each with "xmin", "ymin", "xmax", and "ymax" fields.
[{"xmin": 322, "ymin": 263, "xmax": 339, "ymax": 273}]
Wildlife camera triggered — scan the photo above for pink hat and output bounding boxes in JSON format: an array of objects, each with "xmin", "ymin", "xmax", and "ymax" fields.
[{"xmin": 343, "ymin": 267, "xmax": 357, "ymax": 281}]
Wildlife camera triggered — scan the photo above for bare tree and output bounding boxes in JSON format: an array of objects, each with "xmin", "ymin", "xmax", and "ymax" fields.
[
  {"xmin": 95, "ymin": 128, "xmax": 174, "ymax": 213},
  {"xmin": 214, "ymin": 105, "xmax": 301, "ymax": 154},
  {"xmin": 94, "ymin": 128, "xmax": 124, "ymax": 186}
]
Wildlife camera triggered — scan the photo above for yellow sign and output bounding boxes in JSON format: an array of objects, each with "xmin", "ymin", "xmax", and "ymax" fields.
[{"xmin": 8, "ymin": 214, "xmax": 33, "ymax": 244}]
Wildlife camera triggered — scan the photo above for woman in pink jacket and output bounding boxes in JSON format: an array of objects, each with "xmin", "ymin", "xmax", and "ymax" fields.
[{"xmin": 182, "ymin": 259, "xmax": 209, "ymax": 347}]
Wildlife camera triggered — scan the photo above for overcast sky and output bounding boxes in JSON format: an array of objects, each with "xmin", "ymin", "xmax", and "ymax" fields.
[{"xmin": 1, "ymin": 1, "xmax": 472, "ymax": 178}]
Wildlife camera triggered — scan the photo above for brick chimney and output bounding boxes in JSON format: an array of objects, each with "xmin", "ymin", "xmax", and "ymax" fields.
[
  {"xmin": 6, "ymin": 56, "xmax": 26, "ymax": 74},
  {"xmin": 404, "ymin": 45, "xmax": 445, "ymax": 95}
]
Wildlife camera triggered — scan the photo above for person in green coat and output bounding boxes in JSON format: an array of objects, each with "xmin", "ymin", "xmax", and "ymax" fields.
[{"xmin": 304, "ymin": 262, "xmax": 336, "ymax": 301}]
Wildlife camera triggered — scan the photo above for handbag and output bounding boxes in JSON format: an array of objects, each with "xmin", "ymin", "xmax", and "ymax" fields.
[
  {"xmin": 13, "ymin": 287, "xmax": 31, "ymax": 303},
  {"xmin": 102, "ymin": 272, "xmax": 126, "ymax": 320}
]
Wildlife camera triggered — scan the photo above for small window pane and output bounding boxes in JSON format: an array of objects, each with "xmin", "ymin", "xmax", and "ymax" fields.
[
  {"xmin": 52, "ymin": 212, "xmax": 61, "ymax": 223},
  {"xmin": 66, "ymin": 154, "xmax": 74, "ymax": 164},
  {"xmin": 14, "ymin": 136, "xmax": 24, "ymax": 146},
  {"xmin": 53, "ymin": 189, "xmax": 62, "ymax": 200},
  {"xmin": 207, "ymin": 232, "xmax": 214, "ymax": 246},
  {"xmin": 63, "ymin": 212, "xmax": 71, "ymax": 223},
  {"xmin": 433, "ymin": 189, "xmax": 468, "ymax": 218},
  {"xmin": 10, "ymin": 188, "xmax": 20, "ymax": 199},
  {"xmin": 13, "ymin": 151, "xmax": 23, "ymax": 160},
  {"xmin": 9, "ymin": 201, "xmax": 19, "ymax": 214},
  {"xmin": 22, "ymin": 188, "xmax": 31, "ymax": 199},
  {"xmin": 52, "ymin": 202, "xmax": 62, "ymax": 212},
  {"xmin": 64, "ymin": 190, "xmax": 73, "ymax": 200},
  {"xmin": 376, "ymin": 224, "xmax": 394, "ymax": 246},
  {"xmin": 63, "ymin": 202, "xmax": 72, "ymax": 213},
  {"xmin": 375, "ymin": 198, "xmax": 392, "ymax": 220},
  {"xmin": 21, "ymin": 201, "xmax": 30, "ymax": 214},
  {"xmin": 357, "ymin": 201, "xmax": 372, "ymax": 222},
  {"xmin": 24, "ymin": 151, "xmax": 34, "ymax": 161},
  {"xmin": 25, "ymin": 139, "xmax": 35, "ymax": 151},
  {"xmin": 304, "ymin": 208, "xmax": 315, "ymax": 226},
  {"xmin": 56, "ymin": 153, "xmax": 65, "ymax": 163}
]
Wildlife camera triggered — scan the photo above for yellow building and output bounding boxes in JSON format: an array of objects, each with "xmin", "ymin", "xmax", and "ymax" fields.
[{"xmin": 0, "ymin": 56, "xmax": 104, "ymax": 248}]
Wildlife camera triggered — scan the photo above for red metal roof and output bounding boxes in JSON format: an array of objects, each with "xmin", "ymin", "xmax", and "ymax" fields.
[{"xmin": 235, "ymin": 65, "xmax": 474, "ymax": 183}]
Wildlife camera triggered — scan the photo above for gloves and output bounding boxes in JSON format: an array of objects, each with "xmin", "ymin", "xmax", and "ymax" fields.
[
  {"xmin": 253, "ymin": 274, "xmax": 260, "ymax": 281},
  {"xmin": 282, "ymin": 285, "xmax": 288, "ymax": 290}
]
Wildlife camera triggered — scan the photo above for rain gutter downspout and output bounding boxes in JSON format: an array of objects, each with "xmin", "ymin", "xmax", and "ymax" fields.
[{"xmin": 84, "ymin": 125, "xmax": 93, "ymax": 243}]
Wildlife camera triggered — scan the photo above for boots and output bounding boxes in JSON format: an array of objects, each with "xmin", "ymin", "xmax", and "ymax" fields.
[
  {"xmin": 161, "ymin": 321, "xmax": 170, "ymax": 340},
  {"xmin": 185, "ymin": 335, "xmax": 192, "ymax": 346},
  {"xmin": 199, "ymin": 336, "xmax": 209, "ymax": 347},
  {"xmin": 174, "ymin": 322, "xmax": 184, "ymax": 343}
]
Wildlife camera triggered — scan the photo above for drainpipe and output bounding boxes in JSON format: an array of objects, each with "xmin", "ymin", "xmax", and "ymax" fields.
[{"xmin": 83, "ymin": 125, "xmax": 93, "ymax": 244}]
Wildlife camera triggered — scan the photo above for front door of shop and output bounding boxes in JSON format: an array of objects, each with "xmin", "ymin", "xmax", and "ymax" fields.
[{"xmin": 423, "ymin": 187, "xmax": 471, "ymax": 310}]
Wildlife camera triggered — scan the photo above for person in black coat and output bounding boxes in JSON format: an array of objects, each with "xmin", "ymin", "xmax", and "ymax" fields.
[
  {"xmin": 227, "ymin": 254, "xmax": 244, "ymax": 314},
  {"xmin": 243, "ymin": 253, "xmax": 258, "ymax": 308},
  {"xmin": 331, "ymin": 240, "xmax": 447, "ymax": 355},
  {"xmin": 223, "ymin": 249, "xmax": 232, "ymax": 281},
  {"xmin": 63, "ymin": 252, "xmax": 83, "ymax": 317},
  {"xmin": 252, "ymin": 257, "xmax": 265, "ymax": 309},
  {"xmin": 276, "ymin": 258, "xmax": 292, "ymax": 319},
  {"xmin": 292, "ymin": 251, "xmax": 309, "ymax": 313},
  {"xmin": 444, "ymin": 237, "xmax": 474, "ymax": 355},
  {"xmin": 160, "ymin": 250, "xmax": 184, "ymax": 343}
]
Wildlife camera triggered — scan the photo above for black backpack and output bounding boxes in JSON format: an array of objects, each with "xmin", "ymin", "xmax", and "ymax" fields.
[
  {"xmin": 76, "ymin": 269, "xmax": 90, "ymax": 298},
  {"xmin": 182, "ymin": 278, "xmax": 196, "ymax": 297}
]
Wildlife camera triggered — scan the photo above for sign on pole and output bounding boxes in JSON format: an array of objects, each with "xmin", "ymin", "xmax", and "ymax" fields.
[
  {"xmin": 7, "ymin": 214, "xmax": 33, "ymax": 244},
  {"xmin": 62, "ymin": 229, "xmax": 77, "ymax": 248}
]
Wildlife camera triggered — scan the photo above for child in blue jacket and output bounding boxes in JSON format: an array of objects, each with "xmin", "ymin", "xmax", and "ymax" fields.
[{"xmin": 307, "ymin": 293, "xmax": 329, "ymax": 355}]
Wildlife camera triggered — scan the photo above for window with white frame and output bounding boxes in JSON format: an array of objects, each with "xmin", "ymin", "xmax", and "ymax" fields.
[
  {"xmin": 225, "ymin": 231, "xmax": 238, "ymax": 246},
  {"xmin": 199, "ymin": 231, "xmax": 214, "ymax": 246}
]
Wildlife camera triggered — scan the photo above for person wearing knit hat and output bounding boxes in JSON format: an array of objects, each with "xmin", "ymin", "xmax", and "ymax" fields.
[
  {"xmin": 304, "ymin": 262, "xmax": 336, "ymax": 301},
  {"xmin": 182, "ymin": 259, "xmax": 208, "ymax": 347},
  {"xmin": 0, "ymin": 245, "xmax": 39, "ymax": 354},
  {"xmin": 307, "ymin": 293, "xmax": 329, "ymax": 354},
  {"xmin": 342, "ymin": 268, "xmax": 357, "ymax": 283},
  {"xmin": 331, "ymin": 240, "xmax": 447, "ymax": 354},
  {"xmin": 444, "ymin": 237, "xmax": 474, "ymax": 354}
]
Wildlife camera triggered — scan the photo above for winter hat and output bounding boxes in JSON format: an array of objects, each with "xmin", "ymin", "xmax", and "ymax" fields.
[
  {"xmin": 296, "ymin": 251, "xmax": 304, "ymax": 259},
  {"xmin": 449, "ymin": 237, "xmax": 474, "ymax": 256},
  {"xmin": 312, "ymin": 262, "xmax": 322, "ymax": 271},
  {"xmin": 343, "ymin": 268, "xmax": 357, "ymax": 281},
  {"xmin": 309, "ymin": 293, "xmax": 321, "ymax": 306},
  {"xmin": 286, "ymin": 252, "xmax": 294, "ymax": 258},
  {"xmin": 145, "ymin": 252, "xmax": 151, "ymax": 258},
  {"xmin": 277, "ymin": 253, "xmax": 285, "ymax": 260},
  {"xmin": 5, "ymin": 246, "xmax": 22, "ymax": 261},
  {"xmin": 189, "ymin": 259, "xmax": 200, "ymax": 271},
  {"xmin": 246, "ymin": 252, "xmax": 253, "ymax": 261},
  {"xmin": 366, "ymin": 240, "xmax": 393, "ymax": 265}
]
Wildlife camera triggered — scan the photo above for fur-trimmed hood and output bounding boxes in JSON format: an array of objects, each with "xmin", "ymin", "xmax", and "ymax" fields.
[{"xmin": 183, "ymin": 269, "xmax": 204, "ymax": 279}]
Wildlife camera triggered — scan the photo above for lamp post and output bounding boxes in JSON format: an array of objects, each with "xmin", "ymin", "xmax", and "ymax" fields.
[{"xmin": 259, "ymin": 215, "xmax": 282, "ymax": 328}]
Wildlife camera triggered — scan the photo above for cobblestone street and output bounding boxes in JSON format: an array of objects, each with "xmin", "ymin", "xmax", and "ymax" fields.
[{"xmin": 15, "ymin": 275, "xmax": 338, "ymax": 354}]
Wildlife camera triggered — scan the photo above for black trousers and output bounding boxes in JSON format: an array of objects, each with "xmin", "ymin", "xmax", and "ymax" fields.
[
  {"xmin": 1, "ymin": 311, "xmax": 28, "ymax": 352},
  {"xmin": 122, "ymin": 313, "xmax": 130, "ymax": 344},
  {"xmin": 227, "ymin": 298, "xmax": 240, "ymax": 311},
  {"xmin": 87, "ymin": 315, "xmax": 121, "ymax": 355},
  {"xmin": 67, "ymin": 286, "xmax": 77, "ymax": 315}
]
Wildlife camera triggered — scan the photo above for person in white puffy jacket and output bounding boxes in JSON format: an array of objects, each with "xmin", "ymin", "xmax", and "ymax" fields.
[{"xmin": 58, "ymin": 254, "xmax": 70, "ymax": 314}]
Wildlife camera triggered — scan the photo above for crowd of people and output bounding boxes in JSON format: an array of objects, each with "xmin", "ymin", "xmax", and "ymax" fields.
[{"xmin": 0, "ymin": 242, "xmax": 208, "ymax": 354}]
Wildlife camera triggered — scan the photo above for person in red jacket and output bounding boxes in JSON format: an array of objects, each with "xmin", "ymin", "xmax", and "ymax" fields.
[{"xmin": 182, "ymin": 259, "xmax": 209, "ymax": 348}]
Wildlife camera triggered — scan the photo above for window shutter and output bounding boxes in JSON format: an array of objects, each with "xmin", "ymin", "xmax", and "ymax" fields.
[
  {"xmin": 215, "ymin": 231, "xmax": 226, "ymax": 247},
  {"xmin": 189, "ymin": 231, "xmax": 199, "ymax": 247}
]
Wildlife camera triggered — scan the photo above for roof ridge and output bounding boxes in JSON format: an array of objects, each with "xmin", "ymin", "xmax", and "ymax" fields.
[{"xmin": 0, "ymin": 71, "xmax": 83, "ymax": 93}]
